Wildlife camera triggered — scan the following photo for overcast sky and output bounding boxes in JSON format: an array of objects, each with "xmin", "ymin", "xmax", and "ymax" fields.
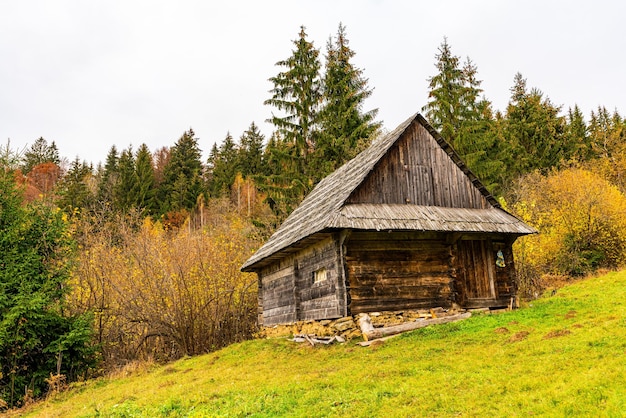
[{"xmin": 1, "ymin": 0, "xmax": 624, "ymax": 166}]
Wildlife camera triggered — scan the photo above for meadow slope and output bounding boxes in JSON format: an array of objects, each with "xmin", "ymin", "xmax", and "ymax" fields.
[{"xmin": 22, "ymin": 271, "xmax": 626, "ymax": 417}]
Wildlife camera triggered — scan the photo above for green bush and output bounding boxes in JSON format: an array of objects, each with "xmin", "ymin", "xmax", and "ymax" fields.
[{"xmin": 0, "ymin": 171, "xmax": 96, "ymax": 408}]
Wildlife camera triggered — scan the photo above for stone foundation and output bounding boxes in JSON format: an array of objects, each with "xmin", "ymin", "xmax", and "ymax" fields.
[{"xmin": 259, "ymin": 308, "xmax": 460, "ymax": 340}]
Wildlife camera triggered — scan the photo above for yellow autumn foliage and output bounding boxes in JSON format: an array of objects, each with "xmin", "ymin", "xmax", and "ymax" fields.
[
  {"xmin": 512, "ymin": 168, "xmax": 626, "ymax": 288},
  {"xmin": 68, "ymin": 199, "xmax": 263, "ymax": 367}
]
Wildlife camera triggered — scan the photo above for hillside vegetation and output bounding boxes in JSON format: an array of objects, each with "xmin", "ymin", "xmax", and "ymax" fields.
[{"xmin": 22, "ymin": 270, "xmax": 626, "ymax": 417}]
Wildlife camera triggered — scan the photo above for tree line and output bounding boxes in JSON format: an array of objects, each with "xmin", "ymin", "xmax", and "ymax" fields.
[{"xmin": 2, "ymin": 24, "xmax": 626, "ymax": 408}]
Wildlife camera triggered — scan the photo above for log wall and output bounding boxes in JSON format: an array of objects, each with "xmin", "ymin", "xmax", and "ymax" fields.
[
  {"xmin": 347, "ymin": 122, "xmax": 490, "ymax": 209},
  {"xmin": 258, "ymin": 256, "xmax": 298, "ymax": 326},
  {"xmin": 259, "ymin": 232, "xmax": 519, "ymax": 325},
  {"xmin": 295, "ymin": 237, "xmax": 342, "ymax": 321},
  {"xmin": 258, "ymin": 236, "xmax": 344, "ymax": 326},
  {"xmin": 345, "ymin": 231, "xmax": 455, "ymax": 314}
]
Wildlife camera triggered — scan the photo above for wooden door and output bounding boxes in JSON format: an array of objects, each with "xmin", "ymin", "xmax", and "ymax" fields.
[{"xmin": 457, "ymin": 239, "xmax": 496, "ymax": 302}]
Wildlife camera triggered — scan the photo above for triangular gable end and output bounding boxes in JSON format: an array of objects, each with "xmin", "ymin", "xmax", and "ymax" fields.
[{"xmin": 346, "ymin": 115, "xmax": 495, "ymax": 209}]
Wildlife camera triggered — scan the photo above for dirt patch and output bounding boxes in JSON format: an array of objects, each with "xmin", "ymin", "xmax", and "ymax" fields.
[
  {"xmin": 508, "ymin": 320, "xmax": 519, "ymax": 325},
  {"xmin": 162, "ymin": 366, "xmax": 178, "ymax": 374},
  {"xmin": 564, "ymin": 310, "xmax": 577, "ymax": 319},
  {"xmin": 494, "ymin": 327, "xmax": 510, "ymax": 334},
  {"xmin": 543, "ymin": 329, "xmax": 571, "ymax": 339},
  {"xmin": 368, "ymin": 340, "xmax": 385, "ymax": 349},
  {"xmin": 572, "ymin": 324, "xmax": 583, "ymax": 329},
  {"xmin": 509, "ymin": 331, "xmax": 530, "ymax": 342}
]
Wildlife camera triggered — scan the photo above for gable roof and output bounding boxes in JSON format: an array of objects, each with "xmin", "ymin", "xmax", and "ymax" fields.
[{"xmin": 242, "ymin": 113, "xmax": 536, "ymax": 271}]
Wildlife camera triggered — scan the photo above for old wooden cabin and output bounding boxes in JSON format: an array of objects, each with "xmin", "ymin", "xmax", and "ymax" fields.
[{"xmin": 242, "ymin": 113, "xmax": 536, "ymax": 326}]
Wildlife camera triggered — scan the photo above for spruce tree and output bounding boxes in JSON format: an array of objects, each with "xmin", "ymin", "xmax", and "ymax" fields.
[
  {"xmin": 587, "ymin": 107, "xmax": 626, "ymax": 191},
  {"xmin": 455, "ymin": 58, "xmax": 502, "ymax": 191},
  {"xmin": 503, "ymin": 73, "xmax": 565, "ymax": 177},
  {"xmin": 158, "ymin": 129, "xmax": 204, "ymax": 214},
  {"xmin": 114, "ymin": 146, "xmax": 137, "ymax": 213},
  {"xmin": 205, "ymin": 143, "xmax": 220, "ymax": 194},
  {"xmin": 96, "ymin": 145, "xmax": 119, "ymax": 208},
  {"xmin": 259, "ymin": 132, "xmax": 308, "ymax": 223},
  {"xmin": 422, "ymin": 37, "xmax": 465, "ymax": 145},
  {"xmin": 564, "ymin": 105, "xmax": 592, "ymax": 164},
  {"xmin": 265, "ymin": 25, "xmax": 322, "ymax": 175},
  {"xmin": 315, "ymin": 23, "xmax": 380, "ymax": 180},
  {"xmin": 22, "ymin": 137, "xmax": 60, "ymax": 174},
  {"xmin": 134, "ymin": 143, "xmax": 157, "ymax": 215},
  {"xmin": 56, "ymin": 157, "xmax": 94, "ymax": 214},
  {"xmin": 262, "ymin": 26, "xmax": 323, "ymax": 220},
  {"xmin": 589, "ymin": 106, "xmax": 624, "ymax": 159},
  {"xmin": 238, "ymin": 122, "xmax": 265, "ymax": 177},
  {"xmin": 208, "ymin": 133, "xmax": 238, "ymax": 197},
  {"xmin": 423, "ymin": 40, "xmax": 501, "ymax": 191}
]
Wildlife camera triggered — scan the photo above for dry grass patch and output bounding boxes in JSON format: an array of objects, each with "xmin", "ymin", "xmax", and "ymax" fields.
[
  {"xmin": 509, "ymin": 330, "xmax": 530, "ymax": 342},
  {"xmin": 543, "ymin": 329, "xmax": 572, "ymax": 339}
]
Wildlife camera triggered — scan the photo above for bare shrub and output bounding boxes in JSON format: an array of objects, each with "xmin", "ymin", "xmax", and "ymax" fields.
[
  {"xmin": 45, "ymin": 374, "xmax": 67, "ymax": 397},
  {"xmin": 69, "ymin": 199, "xmax": 262, "ymax": 368}
]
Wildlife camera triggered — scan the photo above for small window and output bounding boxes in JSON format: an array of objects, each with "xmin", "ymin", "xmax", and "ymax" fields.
[{"xmin": 313, "ymin": 267, "xmax": 327, "ymax": 284}]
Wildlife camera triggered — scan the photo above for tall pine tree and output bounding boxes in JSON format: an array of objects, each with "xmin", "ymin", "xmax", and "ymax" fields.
[
  {"xmin": 207, "ymin": 132, "xmax": 238, "ymax": 197},
  {"xmin": 315, "ymin": 23, "xmax": 380, "ymax": 180},
  {"xmin": 501, "ymin": 73, "xmax": 565, "ymax": 179},
  {"xmin": 259, "ymin": 131, "xmax": 307, "ymax": 223},
  {"xmin": 263, "ymin": 26, "xmax": 322, "ymax": 219},
  {"xmin": 422, "ymin": 37, "xmax": 465, "ymax": 145},
  {"xmin": 134, "ymin": 143, "xmax": 157, "ymax": 215},
  {"xmin": 238, "ymin": 122, "xmax": 265, "ymax": 177},
  {"xmin": 96, "ymin": 145, "xmax": 119, "ymax": 208},
  {"xmin": 57, "ymin": 157, "xmax": 94, "ymax": 215},
  {"xmin": 265, "ymin": 25, "xmax": 321, "ymax": 176},
  {"xmin": 423, "ymin": 39, "xmax": 501, "ymax": 191},
  {"xmin": 157, "ymin": 129, "xmax": 204, "ymax": 214},
  {"xmin": 114, "ymin": 146, "xmax": 138, "ymax": 213},
  {"xmin": 564, "ymin": 105, "xmax": 592, "ymax": 164},
  {"xmin": 22, "ymin": 137, "xmax": 60, "ymax": 174}
]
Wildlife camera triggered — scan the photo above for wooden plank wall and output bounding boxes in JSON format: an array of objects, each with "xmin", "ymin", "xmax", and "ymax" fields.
[
  {"xmin": 453, "ymin": 238, "xmax": 516, "ymax": 308},
  {"xmin": 345, "ymin": 231, "xmax": 454, "ymax": 314},
  {"xmin": 259, "ymin": 236, "xmax": 343, "ymax": 326},
  {"xmin": 259, "ymin": 233, "xmax": 518, "ymax": 325},
  {"xmin": 258, "ymin": 256, "xmax": 298, "ymax": 326},
  {"xmin": 493, "ymin": 241, "xmax": 516, "ymax": 300},
  {"xmin": 347, "ymin": 123, "xmax": 490, "ymax": 209},
  {"xmin": 295, "ymin": 237, "xmax": 342, "ymax": 321},
  {"xmin": 456, "ymin": 240, "xmax": 495, "ymax": 300}
]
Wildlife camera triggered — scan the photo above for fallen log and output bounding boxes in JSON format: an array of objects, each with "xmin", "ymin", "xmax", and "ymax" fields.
[{"xmin": 358, "ymin": 312, "xmax": 472, "ymax": 341}]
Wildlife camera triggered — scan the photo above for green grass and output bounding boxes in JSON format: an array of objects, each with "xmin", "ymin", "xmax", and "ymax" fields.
[{"xmin": 22, "ymin": 271, "xmax": 626, "ymax": 417}]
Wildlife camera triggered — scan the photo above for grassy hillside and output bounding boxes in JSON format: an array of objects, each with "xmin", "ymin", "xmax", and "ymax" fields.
[{"xmin": 21, "ymin": 271, "xmax": 626, "ymax": 417}]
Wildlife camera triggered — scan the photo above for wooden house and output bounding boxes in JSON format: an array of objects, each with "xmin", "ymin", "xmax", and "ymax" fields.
[{"xmin": 242, "ymin": 113, "xmax": 536, "ymax": 326}]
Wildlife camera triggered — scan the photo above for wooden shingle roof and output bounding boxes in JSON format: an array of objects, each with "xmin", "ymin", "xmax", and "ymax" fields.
[{"xmin": 242, "ymin": 113, "xmax": 535, "ymax": 271}]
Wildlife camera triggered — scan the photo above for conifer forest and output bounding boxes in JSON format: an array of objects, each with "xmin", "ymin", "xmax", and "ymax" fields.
[{"xmin": 2, "ymin": 25, "xmax": 626, "ymax": 408}]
